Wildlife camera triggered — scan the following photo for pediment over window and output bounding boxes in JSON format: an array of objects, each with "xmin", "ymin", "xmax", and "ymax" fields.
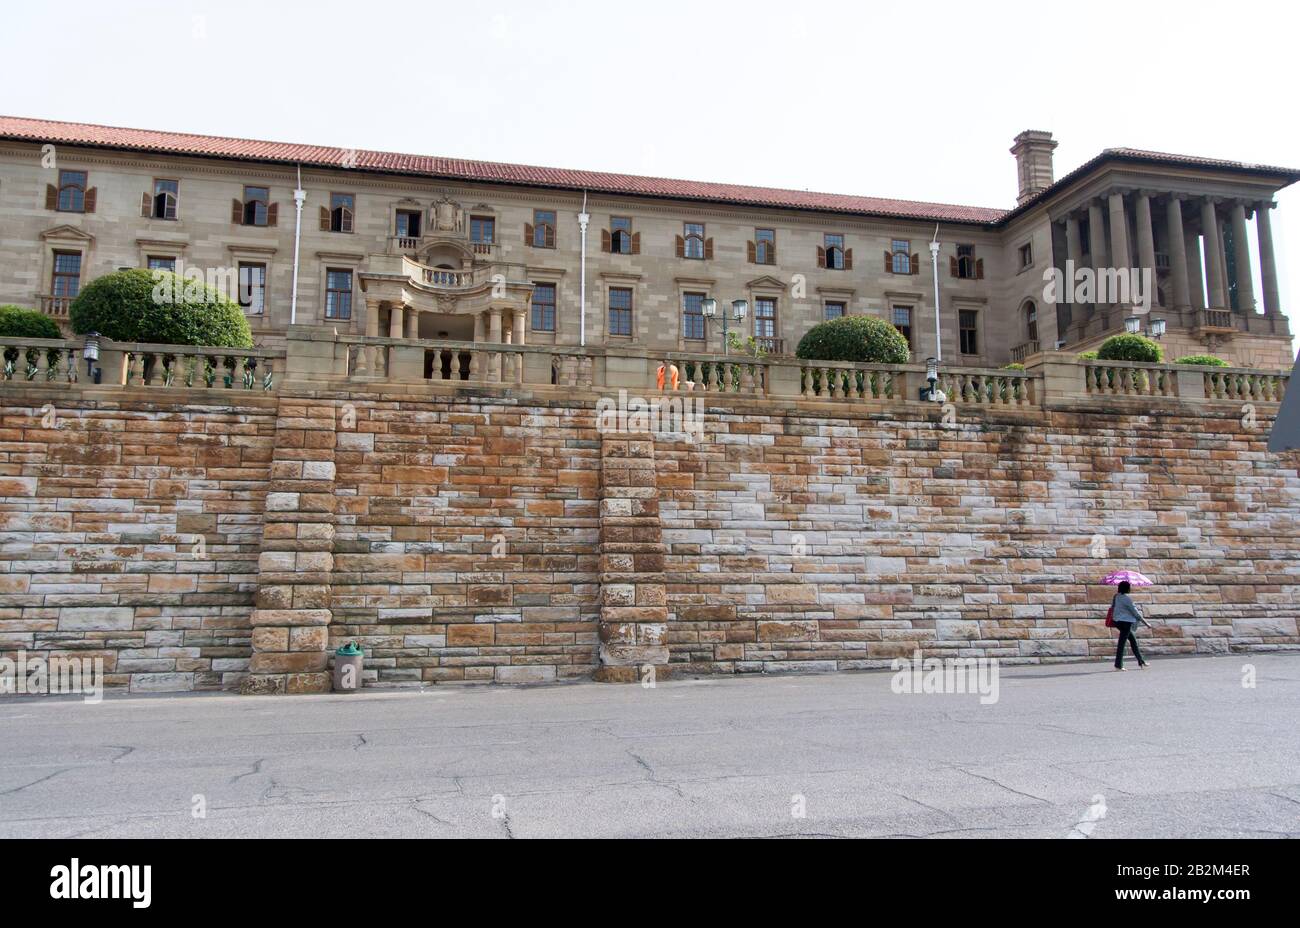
[
  {"xmin": 746, "ymin": 275, "xmax": 787, "ymax": 291},
  {"xmin": 41, "ymin": 224, "xmax": 94, "ymax": 243}
]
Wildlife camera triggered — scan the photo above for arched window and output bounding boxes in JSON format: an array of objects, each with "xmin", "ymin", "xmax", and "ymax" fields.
[
  {"xmin": 243, "ymin": 186, "xmax": 270, "ymax": 226},
  {"xmin": 57, "ymin": 170, "xmax": 87, "ymax": 212},
  {"xmin": 329, "ymin": 193, "xmax": 354, "ymax": 233},
  {"xmin": 1023, "ymin": 301, "xmax": 1039, "ymax": 343},
  {"xmin": 152, "ymin": 179, "xmax": 178, "ymax": 220}
]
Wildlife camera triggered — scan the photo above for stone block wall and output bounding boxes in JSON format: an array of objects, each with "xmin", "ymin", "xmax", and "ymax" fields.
[{"xmin": 2, "ymin": 381, "xmax": 1297, "ymax": 695}]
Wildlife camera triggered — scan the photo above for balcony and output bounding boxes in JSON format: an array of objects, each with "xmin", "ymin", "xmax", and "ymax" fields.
[
  {"xmin": 755, "ymin": 337, "xmax": 786, "ymax": 356},
  {"xmin": 387, "ymin": 236, "xmax": 497, "ymax": 259},
  {"xmin": 1010, "ymin": 340, "xmax": 1040, "ymax": 363},
  {"xmin": 40, "ymin": 295, "xmax": 73, "ymax": 320}
]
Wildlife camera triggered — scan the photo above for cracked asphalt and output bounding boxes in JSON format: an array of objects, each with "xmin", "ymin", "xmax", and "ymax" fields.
[{"xmin": 1, "ymin": 654, "xmax": 1298, "ymax": 839}]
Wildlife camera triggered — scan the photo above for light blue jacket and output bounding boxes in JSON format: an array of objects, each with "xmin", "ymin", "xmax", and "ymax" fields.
[{"xmin": 1112, "ymin": 593, "xmax": 1145, "ymax": 626}]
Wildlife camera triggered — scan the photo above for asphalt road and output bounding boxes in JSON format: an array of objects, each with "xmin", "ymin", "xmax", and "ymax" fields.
[{"xmin": 2, "ymin": 654, "xmax": 1298, "ymax": 839}]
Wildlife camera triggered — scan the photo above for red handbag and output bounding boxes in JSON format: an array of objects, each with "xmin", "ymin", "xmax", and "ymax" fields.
[{"xmin": 1105, "ymin": 604, "xmax": 1116, "ymax": 629}]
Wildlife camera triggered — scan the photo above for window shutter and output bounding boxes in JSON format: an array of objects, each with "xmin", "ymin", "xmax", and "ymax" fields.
[
  {"xmin": 704, "ymin": 238, "xmax": 714, "ymax": 260},
  {"xmin": 884, "ymin": 250, "xmax": 892, "ymax": 273},
  {"xmin": 525, "ymin": 222, "xmax": 535, "ymax": 245},
  {"xmin": 769, "ymin": 244, "xmax": 776, "ymax": 264},
  {"xmin": 817, "ymin": 246, "xmax": 827, "ymax": 269},
  {"xmin": 232, "ymin": 199, "xmax": 244, "ymax": 224},
  {"xmin": 910, "ymin": 253, "xmax": 919, "ymax": 276},
  {"xmin": 141, "ymin": 193, "xmax": 153, "ymax": 218},
  {"xmin": 46, "ymin": 184, "xmax": 58, "ymax": 211},
  {"xmin": 342, "ymin": 208, "xmax": 353, "ymax": 233},
  {"xmin": 267, "ymin": 203, "xmax": 279, "ymax": 227},
  {"xmin": 631, "ymin": 232, "xmax": 641, "ymax": 255},
  {"xmin": 320, "ymin": 206, "xmax": 331, "ymax": 232},
  {"xmin": 601, "ymin": 229, "xmax": 611, "ymax": 253},
  {"xmin": 949, "ymin": 256, "xmax": 959, "ymax": 277},
  {"xmin": 976, "ymin": 258, "xmax": 985, "ymax": 280},
  {"xmin": 747, "ymin": 240, "xmax": 757, "ymax": 264},
  {"xmin": 844, "ymin": 248, "xmax": 853, "ymax": 271},
  {"xmin": 83, "ymin": 188, "xmax": 96, "ymax": 213},
  {"xmin": 545, "ymin": 225, "xmax": 555, "ymax": 248},
  {"xmin": 676, "ymin": 235, "xmax": 685, "ymax": 259}
]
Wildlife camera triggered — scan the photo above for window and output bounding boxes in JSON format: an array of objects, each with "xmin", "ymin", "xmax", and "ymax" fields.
[
  {"xmin": 682, "ymin": 292, "xmax": 706, "ymax": 340},
  {"xmin": 608, "ymin": 287, "xmax": 633, "ymax": 337},
  {"xmin": 147, "ymin": 256, "xmax": 176, "ymax": 273},
  {"xmin": 955, "ymin": 244, "xmax": 979, "ymax": 279},
  {"xmin": 327, "ymin": 193, "xmax": 354, "ymax": 233},
  {"xmin": 238, "ymin": 263, "xmax": 267, "ymax": 315},
  {"xmin": 753, "ymin": 228, "xmax": 775, "ymax": 265},
  {"xmin": 395, "ymin": 209, "xmax": 422, "ymax": 239},
  {"xmin": 889, "ymin": 240, "xmax": 912, "ymax": 275},
  {"xmin": 531, "ymin": 282, "xmax": 556, "ymax": 331},
  {"xmin": 470, "ymin": 216, "xmax": 495, "ymax": 244},
  {"xmin": 754, "ymin": 297, "xmax": 777, "ymax": 339},
  {"xmin": 56, "ymin": 170, "xmax": 89, "ymax": 212},
  {"xmin": 892, "ymin": 306, "xmax": 913, "ymax": 349},
  {"xmin": 151, "ymin": 179, "xmax": 178, "ymax": 220},
  {"xmin": 1019, "ymin": 243, "xmax": 1034, "ymax": 269},
  {"xmin": 959, "ymin": 309, "xmax": 979, "ymax": 355},
  {"xmin": 242, "ymin": 186, "xmax": 271, "ymax": 227},
  {"xmin": 325, "ymin": 269, "xmax": 353, "ymax": 320},
  {"xmin": 823, "ymin": 234, "xmax": 846, "ymax": 270},
  {"xmin": 683, "ymin": 223, "xmax": 706, "ymax": 260},
  {"xmin": 1025, "ymin": 302, "xmax": 1039, "ymax": 343},
  {"xmin": 531, "ymin": 210, "xmax": 557, "ymax": 248},
  {"xmin": 51, "ymin": 251, "xmax": 82, "ymax": 299},
  {"xmin": 824, "ymin": 301, "xmax": 846, "ymax": 321},
  {"xmin": 609, "ymin": 216, "xmax": 632, "ymax": 255}
]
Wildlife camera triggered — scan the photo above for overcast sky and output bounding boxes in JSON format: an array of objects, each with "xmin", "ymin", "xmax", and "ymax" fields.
[{"xmin": 3, "ymin": 0, "xmax": 1296, "ymax": 355}]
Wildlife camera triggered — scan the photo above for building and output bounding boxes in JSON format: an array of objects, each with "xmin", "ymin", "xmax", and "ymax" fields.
[{"xmin": 0, "ymin": 116, "xmax": 1295, "ymax": 370}]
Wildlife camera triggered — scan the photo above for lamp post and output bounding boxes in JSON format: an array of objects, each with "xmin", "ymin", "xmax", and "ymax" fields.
[
  {"xmin": 921, "ymin": 356, "xmax": 946, "ymax": 403},
  {"xmin": 82, "ymin": 331, "xmax": 100, "ymax": 378},
  {"xmin": 1125, "ymin": 316, "xmax": 1167, "ymax": 339},
  {"xmin": 701, "ymin": 298, "xmax": 749, "ymax": 355},
  {"xmin": 701, "ymin": 297, "xmax": 718, "ymax": 352}
]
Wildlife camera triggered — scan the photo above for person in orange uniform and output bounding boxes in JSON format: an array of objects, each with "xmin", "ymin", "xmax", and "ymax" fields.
[{"xmin": 656, "ymin": 362, "xmax": 680, "ymax": 391}]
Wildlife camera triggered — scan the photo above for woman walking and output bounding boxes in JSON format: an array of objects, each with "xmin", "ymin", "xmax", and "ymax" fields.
[{"xmin": 1112, "ymin": 580, "xmax": 1150, "ymax": 671}]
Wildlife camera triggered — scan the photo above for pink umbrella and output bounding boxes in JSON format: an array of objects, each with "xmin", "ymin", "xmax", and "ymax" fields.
[{"xmin": 1103, "ymin": 571, "xmax": 1153, "ymax": 586}]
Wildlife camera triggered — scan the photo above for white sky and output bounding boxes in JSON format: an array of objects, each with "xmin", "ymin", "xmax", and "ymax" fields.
[{"xmin": 2, "ymin": 0, "xmax": 1296, "ymax": 357}]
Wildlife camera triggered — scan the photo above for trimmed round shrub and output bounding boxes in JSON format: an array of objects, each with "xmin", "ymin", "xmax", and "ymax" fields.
[
  {"xmin": 1175, "ymin": 354, "xmax": 1229, "ymax": 367},
  {"xmin": 68, "ymin": 269, "xmax": 252, "ymax": 348},
  {"xmin": 1077, "ymin": 350, "xmax": 1099, "ymax": 361},
  {"xmin": 795, "ymin": 315, "xmax": 910, "ymax": 365},
  {"xmin": 1096, "ymin": 333, "xmax": 1163, "ymax": 364},
  {"xmin": 0, "ymin": 305, "xmax": 63, "ymax": 367}
]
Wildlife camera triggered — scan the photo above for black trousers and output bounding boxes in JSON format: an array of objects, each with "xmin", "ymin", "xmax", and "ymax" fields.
[{"xmin": 1115, "ymin": 623, "xmax": 1145, "ymax": 668}]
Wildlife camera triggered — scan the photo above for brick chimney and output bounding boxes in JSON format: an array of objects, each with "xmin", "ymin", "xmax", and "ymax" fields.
[{"xmin": 1011, "ymin": 130, "xmax": 1058, "ymax": 205}]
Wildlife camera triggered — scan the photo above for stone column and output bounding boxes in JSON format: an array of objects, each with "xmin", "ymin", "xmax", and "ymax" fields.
[
  {"xmin": 1108, "ymin": 191, "xmax": 1131, "ymax": 269},
  {"xmin": 406, "ymin": 306, "xmax": 420, "ymax": 340},
  {"xmin": 511, "ymin": 308, "xmax": 527, "ymax": 383},
  {"xmin": 244, "ymin": 402, "xmax": 338, "ymax": 695},
  {"xmin": 1185, "ymin": 230, "xmax": 1206, "ymax": 311},
  {"xmin": 1165, "ymin": 196, "xmax": 1191, "ymax": 310},
  {"xmin": 1087, "ymin": 200, "xmax": 1108, "ymax": 269},
  {"xmin": 361, "ymin": 299, "xmax": 381, "ymax": 374},
  {"xmin": 388, "ymin": 304, "xmax": 404, "ymax": 339},
  {"xmin": 595, "ymin": 432, "xmax": 669, "ymax": 684},
  {"xmin": 1230, "ymin": 202, "xmax": 1256, "ymax": 313},
  {"xmin": 1064, "ymin": 214, "xmax": 1083, "ymax": 332},
  {"xmin": 487, "ymin": 307, "xmax": 503, "ymax": 382},
  {"xmin": 1135, "ymin": 193, "xmax": 1157, "ymax": 273},
  {"xmin": 1202, "ymin": 198, "xmax": 1228, "ymax": 308},
  {"xmin": 1257, "ymin": 202, "xmax": 1281, "ymax": 315}
]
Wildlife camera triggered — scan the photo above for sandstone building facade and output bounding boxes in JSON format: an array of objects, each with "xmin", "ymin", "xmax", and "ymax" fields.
[{"xmin": 0, "ymin": 116, "xmax": 1295, "ymax": 371}]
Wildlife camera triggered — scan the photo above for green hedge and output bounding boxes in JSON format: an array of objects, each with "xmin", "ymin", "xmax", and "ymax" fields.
[
  {"xmin": 1096, "ymin": 333, "xmax": 1163, "ymax": 363},
  {"xmin": 69, "ymin": 269, "xmax": 252, "ymax": 348},
  {"xmin": 795, "ymin": 315, "xmax": 910, "ymax": 364},
  {"xmin": 0, "ymin": 305, "xmax": 63, "ymax": 369},
  {"xmin": 1174, "ymin": 355, "xmax": 1229, "ymax": 367}
]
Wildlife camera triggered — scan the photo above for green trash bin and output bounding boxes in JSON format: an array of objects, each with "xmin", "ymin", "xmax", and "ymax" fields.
[{"xmin": 333, "ymin": 642, "xmax": 364, "ymax": 693}]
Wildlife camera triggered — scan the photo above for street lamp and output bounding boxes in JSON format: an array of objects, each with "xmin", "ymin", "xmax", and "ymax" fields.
[
  {"xmin": 701, "ymin": 298, "xmax": 749, "ymax": 355},
  {"xmin": 82, "ymin": 331, "xmax": 100, "ymax": 378},
  {"xmin": 701, "ymin": 297, "xmax": 718, "ymax": 352},
  {"xmin": 921, "ymin": 356, "xmax": 946, "ymax": 403},
  {"xmin": 1148, "ymin": 318, "xmax": 1166, "ymax": 339},
  {"xmin": 1126, "ymin": 316, "xmax": 1167, "ymax": 339}
]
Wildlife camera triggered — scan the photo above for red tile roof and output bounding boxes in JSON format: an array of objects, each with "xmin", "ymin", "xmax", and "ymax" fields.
[{"xmin": 0, "ymin": 115, "xmax": 1006, "ymax": 225}]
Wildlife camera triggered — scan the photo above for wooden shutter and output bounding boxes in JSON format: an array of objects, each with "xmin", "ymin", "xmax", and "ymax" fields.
[
  {"xmin": 341, "ymin": 208, "xmax": 353, "ymax": 234},
  {"xmin": 267, "ymin": 203, "xmax": 279, "ymax": 227},
  {"xmin": 46, "ymin": 184, "xmax": 58, "ymax": 211},
  {"xmin": 630, "ymin": 232, "xmax": 641, "ymax": 255},
  {"xmin": 844, "ymin": 248, "xmax": 853, "ymax": 271},
  {"xmin": 769, "ymin": 244, "xmax": 776, "ymax": 264},
  {"xmin": 884, "ymin": 250, "xmax": 893, "ymax": 273},
  {"xmin": 83, "ymin": 188, "xmax": 96, "ymax": 213},
  {"xmin": 320, "ymin": 206, "xmax": 331, "ymax": 232},
  {"xmin": 544, "ymin": 225, "xmax": 555, "ymax": 248},
  {"xmin": 950, "ymin": 256, "xmax": 959, "ymax": 277},
  {"xmin": 675, "ymin": 235, "xmax": 686, "ymax": 258},
  {"xmin": 747, "ymin": 240, "xmax": 757, "ymax": 264},
  {"xmin": 142, "ymin": 192, "xmax": 153, "ymax": 218},
  {"xmin": 704, "ymin": 238, "xmax": 714, "ymax": 260},
  {"xmin": 232, "ymin": 199, "xmax": 244, "ymax": 224},
  {"xmin": 910, "ymin": 253, "xmax": 920, "ymax": 275},
  {"xmin": 976, "ymin": 258, "xmax": 985, "ymax": 280},
  {"xmin": 601, "ymin": 229, "xmax": 611, "ymax": 253},
  {"xmin": 817, "ymin": 246, "xmax": 827, "ymax": 269},
  {"xmin": 525, "ymin": 222, "xmax": 535, "ymax": 245}
]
